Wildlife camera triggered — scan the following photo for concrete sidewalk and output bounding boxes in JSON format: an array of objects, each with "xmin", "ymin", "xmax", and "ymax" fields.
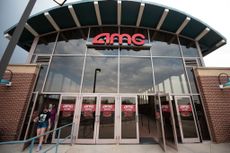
[{"xmin": 0, "ymin": 143, "xmax": 229, "ymax": 153}]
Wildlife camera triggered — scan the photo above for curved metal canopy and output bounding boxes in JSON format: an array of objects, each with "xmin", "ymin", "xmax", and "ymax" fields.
[{"xmin": 5, "ymin": 0, "xmax": 226, "ymax": 56}]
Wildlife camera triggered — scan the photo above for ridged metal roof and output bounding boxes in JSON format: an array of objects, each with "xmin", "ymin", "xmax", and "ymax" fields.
[{"xmin": 5, "ymin": 0, "xmax": 227, "ymax": 56}]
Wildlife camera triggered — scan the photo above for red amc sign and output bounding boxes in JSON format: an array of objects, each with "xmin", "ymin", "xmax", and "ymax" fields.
[{"xmin": 92, "ymin": 33, "xmax": 145, "ymax": 46}]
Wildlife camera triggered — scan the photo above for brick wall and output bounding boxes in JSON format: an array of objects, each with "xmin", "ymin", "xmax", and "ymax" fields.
[
  {"xmin": 195, "ymin": 68, "xmax": 230, "ymax": 143},
  {"xmin": 0, "ymin": 65, "xmax": 38, "ymax": 141}
]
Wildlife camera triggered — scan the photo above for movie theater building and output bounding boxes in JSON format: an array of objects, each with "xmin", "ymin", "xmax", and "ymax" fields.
[{"xmin": 0, "ymin": 0, "xmax": 229, "ymax": 150}]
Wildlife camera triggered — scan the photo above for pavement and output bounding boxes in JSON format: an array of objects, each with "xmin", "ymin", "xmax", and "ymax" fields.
[{"xmin": 0, "ymin": 143, "xmax": 230, "ymax": 153}]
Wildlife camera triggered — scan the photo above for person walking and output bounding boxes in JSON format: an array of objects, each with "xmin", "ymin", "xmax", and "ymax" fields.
[{"xmin": 34, "ymin": 105, "xmax": 51, "ymax": 152}]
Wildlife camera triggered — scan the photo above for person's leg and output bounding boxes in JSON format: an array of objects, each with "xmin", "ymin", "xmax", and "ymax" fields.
[{"xmin": 39, "ymin": 128, "xmax": 46, "ymax": 145}]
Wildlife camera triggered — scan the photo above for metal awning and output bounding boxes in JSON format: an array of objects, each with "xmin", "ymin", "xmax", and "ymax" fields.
[{"xmin": 4, "ymin": 0, "xmax": 227, "ymax": 56}]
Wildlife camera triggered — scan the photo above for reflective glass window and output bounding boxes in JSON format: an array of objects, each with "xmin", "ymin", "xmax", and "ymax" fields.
[
  {"xmin": 34, "ymin": 33, "xmax": 57, "ymax": 54},
  {"xmin": 87, "ymin": 48, "xmax": 118, "ymax": 56},
  {"xmin": 150, "ymin": 31, "xmax": 181, "ymax": 57},
  {"xmin": 192, "ymin": 96, "xmax": 210, "ymax": 140},
  {"xmin": 44, "ymin": 56, "xmax": 84, "ymax": 92},
  {"xmin": 153, "ymin": 58, "xmax": 189, "ymax": 94},
  {"xmin": 55, "ymin": 28, "xmax": 88, "ymax": 54},
  {"xmin": 82, "ymin": 57, "xmax": 118, "ymax": 93},
  {"xmin": 120, "ymin": 57, "xmax": 154, "ymax": 93},
  {"xmin": 179, "ymin": 37, "xmax": 199, "ymax": 57},
  {"xmin": 88, "ymin": 27, "xmax": 118, "ymax": 42},
  {"xmin": 34, "ymin": 65, "xmax": 48, "ymax": 92},
  {"xmin": 120, "ymin": 27, "xmax": 150, "ymax": 56},
  {"xmin": 186, "ymin": 67, "xmax": 199, "ymax": 93}
]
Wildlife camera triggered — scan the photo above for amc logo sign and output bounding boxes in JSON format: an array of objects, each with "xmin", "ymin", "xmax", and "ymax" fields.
[{"xmin": 92, "ymin": 33, "xmax": 145, "ymax": 46}]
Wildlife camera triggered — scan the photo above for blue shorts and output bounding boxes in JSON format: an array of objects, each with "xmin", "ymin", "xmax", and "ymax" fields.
[{"xmin": 37, "ymin": 122, "xmax": 48, "ymax": 129}]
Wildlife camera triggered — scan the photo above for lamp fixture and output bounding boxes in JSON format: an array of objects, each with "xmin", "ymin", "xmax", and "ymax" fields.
[
  {"xmin": 53, "ymin": 0, "xmax": 67, "ymax": 6},
  {"xmin": 218, "ymin": 73, "xmax": 230, "ymax": 89}
]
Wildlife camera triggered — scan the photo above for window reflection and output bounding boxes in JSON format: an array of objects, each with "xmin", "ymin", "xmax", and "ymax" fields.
[
  {"xmin": 44, "ymin": 56, "xmax": 84, "ymax": 92},
  {"xmin": 120, "ymin": 57, "xmax": 154, "ymax": 93},
  {"xmin": 34, "ymin": 33, "xmax": 57, "ymax": 54},
  {"xmin": 82, "ymin": 57, "xmax": 118, "ymax": 93},
  {"xmin": 179, "ymin": 37, "xmax": 199, "ymax": 57},
  {"xmin": 153, "ymin": 58, "xmax": 189, "ymax": 94},
  {"xmin": 34, "ymin": 65, "xmax": 48, "ymax": 92},
  {"xmin": 55, "ymin": 28, "xmax": 88, "ymax": 54},
  {"xmin": 87, "ymin": 48, "xmax": 118, "ymax": 56},
  {"xmin": 150, "ymin": 31, "xmax": 181, "ymax": 57}
]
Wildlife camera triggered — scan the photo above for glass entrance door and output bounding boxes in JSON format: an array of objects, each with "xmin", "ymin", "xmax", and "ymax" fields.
[
  {"xmin": 120, "ymin": 96, "xmax": 139, "ymax": 143},
  {"xmin": 155, "ymin": 94, "xmax": 166, "ymax": 151},
  {"xmin": 96, "ymin": 96, "xmax": 117, "ymax": 143},
  {"xmin": 54, "ymin": 95, "xmax": 77, "ymax": 143},
  {"xmin": 76, "ymin": 96, "xmax": 97, "ymax": 144},
  {"xmin": 174, "ymin": 96, "xmax": 200, "ymax": 143},
  {"xmin": 159, "ymin": 93, "xmax": 178, "ymax": 150}
]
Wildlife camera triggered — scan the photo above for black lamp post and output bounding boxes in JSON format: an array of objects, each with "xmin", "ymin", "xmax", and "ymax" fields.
[
  {"xmin": 0, "ymin": 0, "xmax": 67, "ymax": 81},
  {"xmin": 93, "ymin": 68, "xmax": 101, "ymax": 93}
]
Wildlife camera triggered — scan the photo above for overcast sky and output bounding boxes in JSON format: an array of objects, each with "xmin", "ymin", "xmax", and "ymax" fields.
[{"xmin": 0, "ymin": 0, "xmax": 229, "ymax": 67}]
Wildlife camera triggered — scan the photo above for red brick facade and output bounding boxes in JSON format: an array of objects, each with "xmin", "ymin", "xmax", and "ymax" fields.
[
  {"xmin": 195, "ymin": 68, "xmax": 230, "ymax": 143},
  {"xmin": 0, "ymin": 65, "xmax": 38, "ymax": 141}
]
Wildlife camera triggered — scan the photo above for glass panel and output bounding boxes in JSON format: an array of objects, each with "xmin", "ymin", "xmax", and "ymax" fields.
[
  {"xmin": 160, "ymin": 96, "xmax": 176, "ymax": 147},
  {"xmin": 55, "ymin": 28, "xmax": 88, "ymax": 54},
  {"xmin": 78, "ymin": 97, "xmax": 97, "ymax": 139},
  {"xmin": 99, "ymin": 97, "xmax": 115, "ymax": 139},
  {"xmin": 120, "ymin": 57, "xmax": 154, "ymax": 93},
  {"xmin": 57, "ymin": 96, "xmax": 75, "ymax": 138},
  {"xmin": 192, "ymin": 96, "xmax": 210, "ymax": 140},
  {"xmin": 34, "ymin": 65, "xmax": 48, "ymax": 92},
  {"xmin": 177, "ymin": 97, "xmax": 198, "ymax": 138},
  {"xmin": 179, "ymin": 37, "xmax": 199, "ymax": 57},
  {"xmin": 153, "ymin": 58, "xmax": 189, "ymax": 94},
  {"xmin": 44, "ymin": 56, "xmax": 84, "ymax": 92},
  {"xmin": 88, "ymin": 27, "xmax": 118, "ymax": 43},
  {"xmin": 82, "ymin": 57, "xmax": 118, "ymax": 93},
  {"xmin": 87, "ymin": 48, "xmax": 118, "ymax": 55},
  {"xmin": 121, "ymin": 97, "xmax": 137, "ymax": 139},
  {"xmin": 34, "ymin": 33, "xmax": 57, "ymax": 54},
  {"xmin": 150, "ymin": 31, "xmax": 181, "ymax": 57},
  {"xmin": 186, "ymin": 67, "xmax": 199, "ymax": 93},
  {"xmin": 155, "ymin": 96, "xmax": 165, "ymax": 151},
  {"xmin": 120, "ymin": 27, "xmax": 150, "ymax": 56},
  {"xmin": 138, "ymin": 95, "xmax": 157, "ymax": 143}
]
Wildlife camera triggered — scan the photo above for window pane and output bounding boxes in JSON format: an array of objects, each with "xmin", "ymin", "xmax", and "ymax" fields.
[
  {"xmin": 153, "ymin": 58, "xmax": 189, "ymax": 94},
  {"xmin": 192, "ymin": 96, "xmax": 210, "ymax": 140},
  {"xmin": 179, "ymin": 37, "xmax": 199, "ymax": 57},
  {"xmin": 88, "ymin": 27, "xmax": 118, "ymax": 42},
  {"xmin": 87, "ymin": 48, "xmax": 118, "ymax": 56},
  {"xmin": 82, "ymin": 57, "xmax": 118, "ymax": 93},
  {"xmin": 186, "ymin": 67, "xmax": 199, "ymax": 93},
  {"xmin": 150, "ymin": 31, "xmax": 181, "ymax": 57},
  {"xmin": 120, "ymin": 57, "xmax": 154, "ymax": 93},
  {"xmin": 120, "ymin": 27, "xmax": 150, "ymax": 56},
  {"xmin": 44, "ymin": 56, "xmax": 84, "ymax": 92},
  {"xmin": 34, "ymin": 33, "xmax": 57, "ymax": 54},
  {"xmin": 34, "ymin": 65, "xmax": 48, "ymax": 92},
  {"xmin": 55, "ymin": 28, "xmax": 88, "ymax": 54}
]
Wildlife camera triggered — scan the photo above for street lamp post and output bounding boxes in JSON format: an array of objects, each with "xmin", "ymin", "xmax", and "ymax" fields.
[
  {"xmin": 93, "ymin": 68, "xmax": 101, "ymax": 93},
  {"xmin": 0, "ymin": 0, "xmax": 67, "ymax": 81}
]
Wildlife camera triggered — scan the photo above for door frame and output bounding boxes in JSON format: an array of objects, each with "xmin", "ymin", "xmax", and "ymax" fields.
[
  {"xmin": 95, "ymin": 95, "xmax": 118, "ymax": 144},
  {"xmin": 52, "ymin": 94, "xmax": 79, "ymax": 143},
  {"xmin": 158, "ymin": 93, "xmax": 178, "ymax": 151},
  {"xmin": 174, "ymin": 96, "xmax": 200, "ymax": 143},
  {"xmin": 119, "ymin": 94, "xmax": 139, "ymax": 144}
]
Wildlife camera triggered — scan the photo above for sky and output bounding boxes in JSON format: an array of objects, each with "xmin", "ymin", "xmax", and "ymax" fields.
[{"xmin": 0, "ymin": 0, "xmax": 229, "ymax": 67}]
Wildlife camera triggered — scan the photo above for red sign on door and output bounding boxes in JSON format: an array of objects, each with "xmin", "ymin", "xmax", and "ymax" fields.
[
  {"xmin": 179, "ymin": 105, "xmax": 192, "ymax": 112},
  {"xmin": 122, "ymin": 105, "xmax": 136, "ymax": 112},
  {"xmin": 161, "ymin": 104, "xmax": 170, "ymax": 112},
  {"xmin": 82, "ymin": 104, "xmax": 96, "ymax": 112},
  {"xmin": 101, "ymin": 104, "xmax": 115, "ymax": 112},
  {"xmin": 60, "ymin": 104, "xmax": 75, "ymax": 112}
]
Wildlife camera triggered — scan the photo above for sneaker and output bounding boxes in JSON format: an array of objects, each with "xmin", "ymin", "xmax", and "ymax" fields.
[{"xmin": 36, "ymin": 144, "xmax": 42, "ymax": 152}]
